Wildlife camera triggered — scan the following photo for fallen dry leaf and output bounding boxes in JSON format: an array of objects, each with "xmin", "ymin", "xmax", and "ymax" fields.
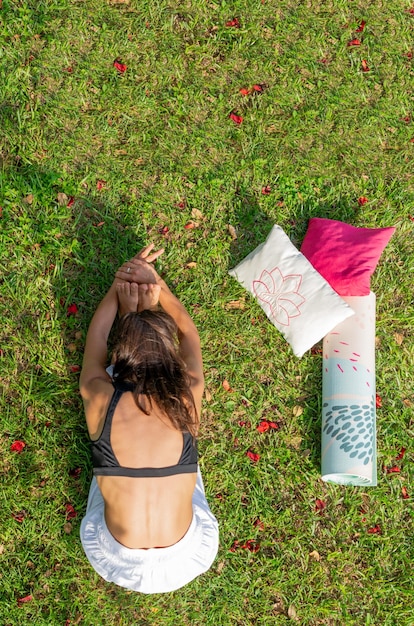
[
  {"xmin": 309, "ymin": 550, "xmax": 321, "ymax": 561},
  {"xmin": 24, "ymin": 194, "xmax": 34, "ymax": 204},
  {"xmin": 394, "ymin": 332, "xmax": 404, "ymax": 345},
  {"xmin": 204, "ymin": 388, "xmax": 212, "ymax": 402},
  {"xmin": 191, "ymin": 208, "xmax": 204, "ymax": 220},
  {"xmin": 185, "ymin": 262, "xmax": 197, "ymax": 269},
  {"xmin": 64, "ymin": 522, "xmax": 73, "ymax": 534},
  {"xmin": 288, "ymin": 605, "xmax": 298, "ymax": 621},
  {"xmin": 57, "ymin": 192, "xmax": 68, "ymax": 205},
  {"xmin": 226, "ymin": 300, "xmax": 245, "ymax": 310},
  {"xmin": 227, "ymin": 224, "xmax": 237, "ymax": 240},
  {"xmin": 222, "ymin": 379, "xmax": 233, "ymax": 392},
  {"xmin": 292, "ymin": 406, "xmax": 303, "ymax": 417}
]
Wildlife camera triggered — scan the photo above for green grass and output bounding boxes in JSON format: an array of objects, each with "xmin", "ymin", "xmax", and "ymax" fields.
[{"xmin": 1, "ymin": 0, "xmax": 413, "ymax": 624}]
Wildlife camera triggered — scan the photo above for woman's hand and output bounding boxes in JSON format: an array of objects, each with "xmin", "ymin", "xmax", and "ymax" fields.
[{"xmin": 115, "ymin": 244, "xmax": 164, "ymax": 284}]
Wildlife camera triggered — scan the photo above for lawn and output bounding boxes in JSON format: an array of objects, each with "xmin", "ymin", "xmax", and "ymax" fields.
[{"xmin": 0, "ymin": 0, "xmax": 413, "ymax": 624}]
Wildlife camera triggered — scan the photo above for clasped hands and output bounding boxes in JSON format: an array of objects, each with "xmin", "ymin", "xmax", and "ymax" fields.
[{"xmin": 116, "ymin": 244, "xmax": 164, "ymax": 285}]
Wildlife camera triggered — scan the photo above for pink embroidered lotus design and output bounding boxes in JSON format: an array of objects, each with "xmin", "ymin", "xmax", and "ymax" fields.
[{"xmin": 253, "ymin": 268, "xmax": 306, "ymax": 326}]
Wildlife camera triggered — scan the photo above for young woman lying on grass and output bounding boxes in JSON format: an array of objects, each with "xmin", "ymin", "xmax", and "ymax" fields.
[{"xmin": 79, "ymin": 244, "xmax": 218, "ymax": 593}]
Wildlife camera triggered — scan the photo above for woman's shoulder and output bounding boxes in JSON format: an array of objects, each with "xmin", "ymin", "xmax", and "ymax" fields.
[{"xmin": 81, "ymin": 378, "xmax": 115, "ymax": 440}]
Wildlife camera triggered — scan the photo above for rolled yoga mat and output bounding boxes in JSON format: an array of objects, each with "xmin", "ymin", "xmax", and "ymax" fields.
[{"xmin": 321, "ymin": 292, "xmax": 377, "ymax": 486}]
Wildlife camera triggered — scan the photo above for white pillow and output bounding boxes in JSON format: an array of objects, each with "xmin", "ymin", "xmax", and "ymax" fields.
[{"xmin": 228, "ymin": 225, "xmax": 354, "ymax": 357}]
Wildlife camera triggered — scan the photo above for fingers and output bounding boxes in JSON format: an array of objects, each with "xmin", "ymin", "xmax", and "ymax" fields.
[
  {"xmin": 132, "ymin": 243, "xmax": 155, "ymax": 260},
  {"xmin": 132, "ymin": 244, "xmax": 164, "ymax": 263},
  {"xmin": 145, "ymin": 247, "xmax": 164, "ymax": 263},
  {"xmin": 115, "ymin": 269, "xmax": 132, "ymax": 281}
]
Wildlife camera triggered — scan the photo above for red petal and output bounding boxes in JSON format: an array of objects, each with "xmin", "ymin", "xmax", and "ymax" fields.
[
  {"xmin": 67, "ymin": 196, "xmax": 75, "ymax": 208},
  {"xmin": 358, "ymin": 196, "xmax": 368, "ymax": 205},
  {"xmin": 225, "ymin": 17, "xmax": 240, "ymax": 27},
  {"xmin": 247, "ymin": 450, "xmax": 260, "ymax": 463},
  {"xmin": 242, "ymin": 539, "xmax": 260, "ymax": 553},
  {"xmin": 66, "ymin": 303, "xmax": 78, "ymax": 316},
  {"xmin": 401, "ymin": 486, "xmax": 409, "ymax": 499},
  {"xmin": 222, "ymin": 379, "xmax": 233, "ymax": 392},
  {"xmin": 229, "ymin": 540, "xmax": 240, "ymax": 552},
  {"xmin": 252, "ymin": 84, "xmax": 265, "ymax": 92},
  {"xmin": 261, "ymin": 185, "xmax": 271, "ymax": 195},
  {"xmin": 253, "ymin": 518, "xmax": 265, "ymax": 531},
  {"xmin": 348, "ymin": 38, "xmax": 361, "ymax": 47},
  {"xmin": 375, "ymin": 394, "xmax": 382, "ymax": 408},
  {"xmin": 239, "ymin": 87, "xmax": 250, "ymax": 96},
  {"xmin": 96, "ymin": 179, "xmax": 106, "ymax": 190},
  {"xmin": 184, "ymin": 221, "xmax": 196, "ymax": 229},
  {"xmin": 361, "ymin": 59, "xmax": 370, "ymax": 72},
  {"xmin": 356, "ymin": 20, "xmax": 366, "ymax": 32},
  {"xmin": 396, "ymin": 447, "xmax": 406, "ymax": 460},
  {"xmin": 18, "ymin": 595, "xmax": 33, "ymax": 606},
  {"xmin": 65, "ymin": 503, "xmax": 77, "ymax": 520},
  {"xmin": 113, "ymin": 59, "xmax": 127, "ymax": 73},
  {"xmin": 69, "ymin": 467, "xmax": 82, "ymax": 478},
  {"xmin": 385, "ymin": 465, "xmax": 401, "ymax": 474},
  {"xmin": 315, "ymin": 499, "xmax": 326, "ymax": 512},
  {"xmin": 10, "ymin": 440, "xmax": 26, "ymax": 453},
  {"xmin": 12, "ymin": 511, "xmax": 26, "ymax": 523},
  {"xmin": 69, "ymin": 365, "xmax": 81, "ymax": 373},
  {"xmin": 367, "ymin": 524, "xmax": 381, "ymax": 534},
  {"xmin": 158, "ymin": 225, "xmax": 169, "ymax": 234},
  {"xmin": 229, "ymin": 111, "xmax": 243, "ymax": 125}
]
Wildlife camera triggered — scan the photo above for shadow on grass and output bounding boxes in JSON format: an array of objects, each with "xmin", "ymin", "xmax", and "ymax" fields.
[{"xmin": 1, "ymin": 162, "xmax": 152, "ymax": 517}]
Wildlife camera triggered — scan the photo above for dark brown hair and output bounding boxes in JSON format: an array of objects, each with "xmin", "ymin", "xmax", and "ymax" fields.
[{"xmin": 112, "ymin": 310, "xmax": 197, "ymax": 436}]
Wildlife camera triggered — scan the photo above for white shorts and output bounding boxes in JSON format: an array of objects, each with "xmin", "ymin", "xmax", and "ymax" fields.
[{"xmin": 80, "ymin": 469, "xmax": 219, "ymax": 594}]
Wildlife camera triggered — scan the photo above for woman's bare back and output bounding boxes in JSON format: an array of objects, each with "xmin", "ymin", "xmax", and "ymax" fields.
[{"xmin": 92, "ymin": 390, "xmax": 196, "ymax": 549}]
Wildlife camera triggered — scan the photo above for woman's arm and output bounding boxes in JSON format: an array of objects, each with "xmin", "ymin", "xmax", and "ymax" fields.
[
  {"xmin": 115, "ymin": 249, "xmax": 205, "ymax": 415},
  {"xmin": 79, "ymin": 280, "xmax": 119, "ymax": 399}
]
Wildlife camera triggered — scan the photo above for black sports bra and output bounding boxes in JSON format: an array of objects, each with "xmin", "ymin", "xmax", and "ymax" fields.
[{"xmin": 90, "ymin": 381, "xmax": 198, "ymax": 478}]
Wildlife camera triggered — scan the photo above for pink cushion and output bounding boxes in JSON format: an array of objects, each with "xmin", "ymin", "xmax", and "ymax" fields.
[{"xmin": 300, "ymin": 218, "xmax": 395, "ymax": 296}]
